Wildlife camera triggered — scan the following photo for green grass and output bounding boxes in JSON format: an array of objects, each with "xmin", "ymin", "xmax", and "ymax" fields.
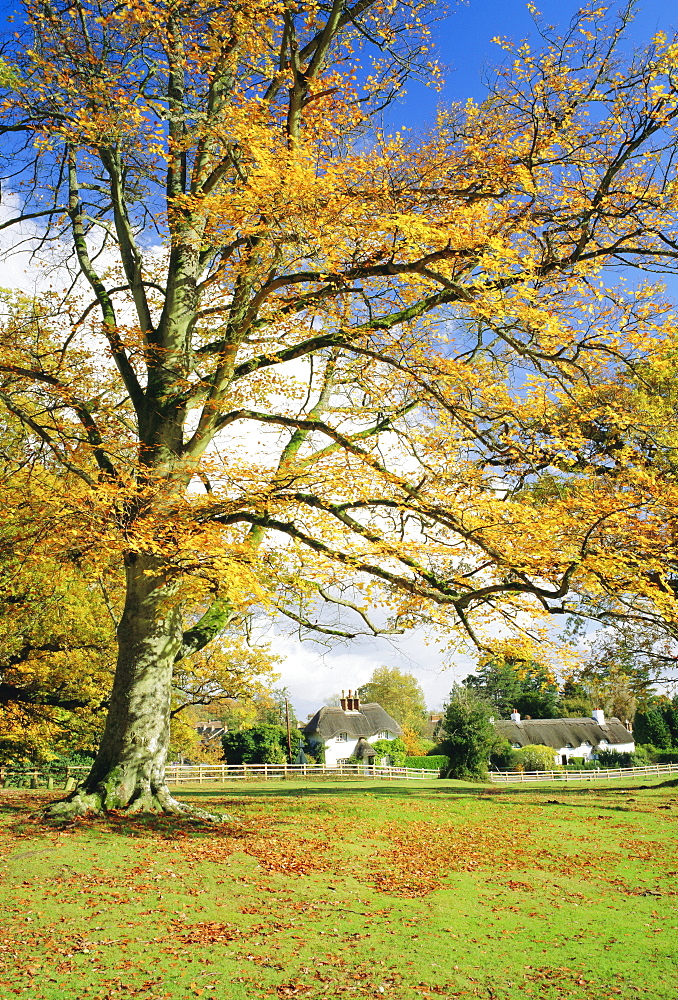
[{"xmin": 1, "ymin": 776, "xmax": 677, "ymax": 999}]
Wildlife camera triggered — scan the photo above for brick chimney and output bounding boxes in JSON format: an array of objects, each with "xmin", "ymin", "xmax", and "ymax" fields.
[{"xmin": 340, "ymin": 689, "xmax": 360, "ymax": 712}]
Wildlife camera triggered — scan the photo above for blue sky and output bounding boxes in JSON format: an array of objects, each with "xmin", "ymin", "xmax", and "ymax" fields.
[
  {"xmin": 282, "ymin": 0, "xmax": 678, "ymax": 718},
  {"xmin": 2, "ymin": 1, "xmax": 677, "ymax": 718},
  {"xmin": 393, "ymin": 0, "xmax": 677, "ymax": 128}
]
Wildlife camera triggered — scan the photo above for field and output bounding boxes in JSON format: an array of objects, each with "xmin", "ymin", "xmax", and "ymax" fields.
[{"xmin": 1, "ymin": 777, "xmax": 677, "ymax": 1000}]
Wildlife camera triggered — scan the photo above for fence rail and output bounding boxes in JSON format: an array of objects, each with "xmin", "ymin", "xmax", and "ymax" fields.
[
  {"xmin": 0, "ymin": 765, "xmax": 90, "ymax": 789},
  {"xmin": 489, "ymin": 761, "xmax": 678, "ymax": 783},
  {"xmin": 164, "ymin": 763, "xmax": 437, "ymax": 783},
  {"xmin": 5, "ymin": 760, "xmax": 678, "ymax": 790},
  {"xmin": 0, "ymin": 763, "xmax": 437, "ymax": 787}
]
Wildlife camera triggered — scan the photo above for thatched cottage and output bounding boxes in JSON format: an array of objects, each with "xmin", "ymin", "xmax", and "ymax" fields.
[
  {"xmin": 302, "ymin": 690, "xmax": 402, "ymax": 767},
  {"xmin": 493, "ymin": 709, "xmax": 634, "ymax": 766}
]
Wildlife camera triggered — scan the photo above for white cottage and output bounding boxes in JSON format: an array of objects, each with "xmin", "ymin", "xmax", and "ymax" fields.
[
  {"xmin": 302, "ymin": 690, "xmax": 402, "ymax": 768},
  {"xmin": 492, "ymin": 709, "xmax": 634, "ymax": 766}
]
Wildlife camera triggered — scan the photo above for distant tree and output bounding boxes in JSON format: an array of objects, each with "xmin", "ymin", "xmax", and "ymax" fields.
[
  {"xmin": 358, "ymin": 667, "xmax": 427, "ymax": 734},
  {"xmin": 221, "ymin": 724, "xmax": 302, "ymax": 765},
  {"xmin": 437, "ymin": 686, "xmax": 497, "ymax": 781},
  {"xmin": 400, "ymin": 726, "xmax": 434, "ymax": 757},
  {"xmin": 557, "ymin": 679, "xmax": 593, "ymax": 719},
  {"xmin": 219, "ymin": 686, "xmax": 296, "ymax": 732},
  {"xmin": 570, "ymin": 627, "xmax": 662, "ymax": 722},
  {"xmin": 464, "ymin": 655, "xmax": 559, "ymax": 719},
  {"xmin": 665, "ymin": 696, "xmax": 678, "ymax": 745},
  {"xmin": 633, "ymin": 700, "xmax": 676, "ymax": 749}
]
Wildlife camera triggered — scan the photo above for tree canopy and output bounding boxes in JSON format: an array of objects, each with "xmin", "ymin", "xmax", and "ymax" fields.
[
  {"xmin": 437, "ymin": 685, "xmax": 497, "ymax": 780},
  {"xmin": 358, "ymin": 666, "xmax": 428, "ymax": 733},
  {"xmin": 463, "ymin": 651, "xmax": 559, "ymax": 720},
  {"xmin": 2, "ymin": 1, "xmax": 678, "ymax": 816}
]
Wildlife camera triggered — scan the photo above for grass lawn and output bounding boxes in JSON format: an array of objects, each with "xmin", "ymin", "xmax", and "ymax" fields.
[{"xmin": 1, "ymin": 776, "xmax": 677, "ymax": 1000}]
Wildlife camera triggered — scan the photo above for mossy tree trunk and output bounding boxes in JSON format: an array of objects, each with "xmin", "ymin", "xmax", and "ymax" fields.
[{"xmin": 45, "ymin": 552, "xmax": 224, "ymax": 822}]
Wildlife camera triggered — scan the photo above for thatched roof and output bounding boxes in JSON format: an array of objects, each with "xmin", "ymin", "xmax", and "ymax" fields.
[
  {"xmin": 492, "ymin": 716, "xmax": 633, "ymax": 750},
  {"xmin": 354, "ymin": 738, "xmax": 378, "ymax": 760},
  {"xmin": 302, "ymin": 704, "xmax": 402, "ymax": 741}
]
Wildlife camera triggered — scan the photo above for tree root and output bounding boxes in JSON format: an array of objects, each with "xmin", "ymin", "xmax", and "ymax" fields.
[{"xmin": 42, "ymin": 778, "xmax": 235, "ymax": 825}]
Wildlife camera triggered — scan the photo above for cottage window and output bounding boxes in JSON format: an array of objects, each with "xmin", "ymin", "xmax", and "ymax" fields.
[
  {"xmin": 511, "ymin": 742, "xmax": 521, "ymax": 749},
  {"xmin": 376, "ymin": 730, "xmax": 390, "ymax": 739},
  {"xmin": 337, "ymin": 732, "xmax": 348, "ymax": 742}
]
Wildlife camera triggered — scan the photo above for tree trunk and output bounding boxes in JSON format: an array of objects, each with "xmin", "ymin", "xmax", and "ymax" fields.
[{"xmin": 45, "ymin": 552, "xmax": 224, "ymax": 822}]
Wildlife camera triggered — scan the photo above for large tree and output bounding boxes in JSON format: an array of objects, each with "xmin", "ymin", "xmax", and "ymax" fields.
[
  {"xmin": 2, "ymin": 2, "xmax": 678, "ymax": 818},
  {"xmin": 358, "ymin": 665, "xmax": 428, "ymax": 734}
]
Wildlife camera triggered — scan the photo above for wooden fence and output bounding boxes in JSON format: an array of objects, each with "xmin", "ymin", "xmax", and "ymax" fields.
[
  {"xmin": 0, "ymin": 765, "xmax": 90, "ymax": 789},
  {"xmin": 164, "ymin": 762, "xmax": 437, "ymax": 783},
  {"xmin": 0, "ymin": 762, "xmax": 437, "ymax": 787},
  {"xmin": 489, "ymin": 761, "xmax": 678, "ymax": 784},
  {"xmin": 5, "ymin": 760, "xmax": 678, "ymax": 789}
]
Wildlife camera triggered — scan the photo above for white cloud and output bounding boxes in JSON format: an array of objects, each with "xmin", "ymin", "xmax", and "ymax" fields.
[{"xmin": 273, "ymin": 627, "xmax": 474, "ymax": 721}]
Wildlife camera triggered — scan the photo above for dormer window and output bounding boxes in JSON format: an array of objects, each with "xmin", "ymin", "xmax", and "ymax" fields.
[
  {"xmin": 337, "ymin": 732, "xmax": 348, "ymax": 742},
  {"xmin": 511, "ymin": 742, "xmax": 522, "ymax": 749},
  {"xmin": 581, "ymin": 741, "xmax": 591, "ymax": 748},
  {"xmin": 565, "ymin": 743, "xmax": 573, "ymax": 749}
]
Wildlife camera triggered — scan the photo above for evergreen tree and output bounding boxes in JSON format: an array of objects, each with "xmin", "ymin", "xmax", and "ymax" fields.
[
  {"xmin": 633, "ymin": 708, "xmax": 672, "ymax": 749},
  {"xmin": 464, "ymin": 657, "xmax": 558, "ymax": 719},
  {"xmin": 437, "ymin": 686, "xmax": 497, "ymax": 780}
]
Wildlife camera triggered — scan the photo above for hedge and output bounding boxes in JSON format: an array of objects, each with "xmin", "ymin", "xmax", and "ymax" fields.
[
  {"xmin": 405, "ymin": 755, "xmax": 449, "ymax": 770},
  {"xmin": 654, "ymin": 750, "xmax": 678, "ymax": 764}
]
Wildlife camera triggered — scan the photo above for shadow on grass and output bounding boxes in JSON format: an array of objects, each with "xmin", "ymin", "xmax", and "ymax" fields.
[
  {"xmin": 2, "ymin": 774, "xmax": 673, "ymax": 841},
  {"xmin": 175, "ymin": 776, "xmax": 674, "ymax": 802}
]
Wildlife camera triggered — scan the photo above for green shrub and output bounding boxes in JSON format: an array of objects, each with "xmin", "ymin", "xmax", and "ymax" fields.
[
  {"xmin": 405, "ymin": 755, "xmax": 449, "ymax": 771},
  {"xmin": 42, "ymin": 751, "xmax": 96, "ymax": 773},
  {"xmin": 596, "ymin": 745, "xmax": 652, "ymax": 768},
  {"xmin": 371, "ymin": 737, "xmax": 407, "ymax": 766},
  {"xmin": 654, "ymin": 750, "xmax": 678, "ymax": 764},
  {"xmin": 304, "ymin": 738, "xmax": 325, "ymax": 764},
  {"xmin": 222, "ymin": 724, "xmax": 302, "ymax": 764},
  {"xmin": 489, "ymin": 738, "xmax": 513, "ymax": 770},
  {"xmin": 510, "ymin": 744, "xmax": 559, "ymax": 772}
]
